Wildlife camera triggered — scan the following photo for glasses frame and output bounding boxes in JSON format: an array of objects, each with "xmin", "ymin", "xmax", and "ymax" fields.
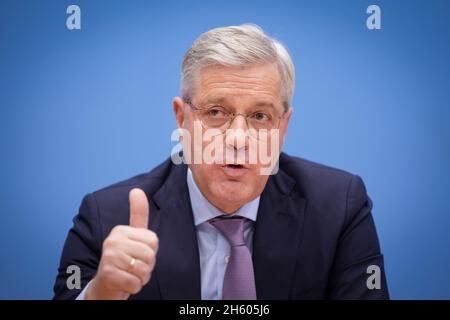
[{"xmin": 184, "ymin": 99, "xmax": 286, "ymax": 134}]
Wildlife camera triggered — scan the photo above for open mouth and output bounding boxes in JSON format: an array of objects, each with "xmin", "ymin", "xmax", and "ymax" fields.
[
  {"xmin": 225, "ymin": 164, "xmax": 244, "ymax": 169},
  {"xmin": 221, "ymin": 164, "xmax": 248, "ymax": 177}
]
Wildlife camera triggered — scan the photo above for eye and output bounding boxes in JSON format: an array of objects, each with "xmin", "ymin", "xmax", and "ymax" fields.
[
  {"xmin": 206, "ymin": 106, "xmax": 228, "ymax": 118},
  {"xmin": 251, "ymin": 112, "xmax": 271, "ymax": 122}
]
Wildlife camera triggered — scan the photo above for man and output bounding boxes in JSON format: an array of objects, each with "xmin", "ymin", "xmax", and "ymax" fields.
[{"xmin": 53, "ymin": 24, "xmax": 389, "ymax": 299}]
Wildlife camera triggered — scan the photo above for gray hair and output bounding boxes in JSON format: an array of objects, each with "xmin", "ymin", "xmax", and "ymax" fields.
[{"xmin": 181, "ymin": 24, "xmax": 295, "ymax": 111}]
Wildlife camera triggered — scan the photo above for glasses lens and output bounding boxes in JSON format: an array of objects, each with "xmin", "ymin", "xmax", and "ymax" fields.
[
  {"xmin": 197, "ymin": 106, "xmax": 282, "ymax": 138},
  {"xmin": 248, "ymin": 111, "xmax": 278, "ymax": 131},
  {"xmin": 200, "ymin": 107, "xmax": 230, "ymax": 128}
]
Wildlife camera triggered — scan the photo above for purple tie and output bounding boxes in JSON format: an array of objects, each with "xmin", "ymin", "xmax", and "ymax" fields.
[{"xmin": 210, "ymin": 216, "xmax": 257, "ymax": 300}]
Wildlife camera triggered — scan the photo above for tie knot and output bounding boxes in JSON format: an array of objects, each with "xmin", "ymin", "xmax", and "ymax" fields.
[{"xmin": 210, "ymin": 216, "xmax": 246, "ymax": 247}]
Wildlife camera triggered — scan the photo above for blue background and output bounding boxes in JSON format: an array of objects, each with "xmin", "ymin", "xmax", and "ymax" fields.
[{"xmin": 1, "ymin": 0, "xmax": 449, "ymax": 299}]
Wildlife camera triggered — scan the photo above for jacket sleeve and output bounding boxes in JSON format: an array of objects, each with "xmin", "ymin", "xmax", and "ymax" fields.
[
  {"xmin": 326, "ymin": 175, "xmax": 389, "ymax": 299},
  {"xmin": 53, "ymin": 193, "xmax": 102, "ymax": 299}
]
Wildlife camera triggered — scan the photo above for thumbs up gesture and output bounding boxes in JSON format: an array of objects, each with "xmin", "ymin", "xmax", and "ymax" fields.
[{"xmin": 85, "ymin": 188, "xmax": 159, "ymax": 300}]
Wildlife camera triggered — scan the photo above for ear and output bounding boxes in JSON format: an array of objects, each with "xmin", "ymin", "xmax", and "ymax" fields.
[
  {"xmin": 173, "ymin": 97, "xmax": 185, "ymax": 129},
  {"xmin": 280, "ymin": 106, "xmax": 293, "ymax": 145},
  {"xmin": 284, "ymin": 106, "xmax": 293, "ymax": 124}
]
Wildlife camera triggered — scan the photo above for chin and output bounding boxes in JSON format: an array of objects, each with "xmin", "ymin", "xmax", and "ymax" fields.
[{"xmin": 211, "ymin": 179, "xmax": 254, "ymax": 209}]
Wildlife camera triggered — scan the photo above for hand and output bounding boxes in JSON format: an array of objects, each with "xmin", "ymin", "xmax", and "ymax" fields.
[{"xmin": 85, "ymin": 188, "xmax": 159, "ymax": 300}]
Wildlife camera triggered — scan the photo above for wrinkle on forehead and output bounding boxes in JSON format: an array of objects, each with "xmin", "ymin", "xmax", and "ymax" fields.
[{"xmin": 194, "ymin": 63, "xmax": 283, "ymax": 110}]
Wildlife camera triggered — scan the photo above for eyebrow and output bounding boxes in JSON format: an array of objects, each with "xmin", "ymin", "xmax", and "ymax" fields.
[
  {"xmin": 201, "ymin": 97, "xmax": 227, "ymax": 105},
  {"xmin": 253, "ymin": 102, "xmax": 276, "ymax": 110}
]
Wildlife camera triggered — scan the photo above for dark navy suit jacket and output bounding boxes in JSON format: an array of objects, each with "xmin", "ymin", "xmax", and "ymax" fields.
[{"xmin": 53, "ymin": 153, "xmax": 389, "ymax": 299}]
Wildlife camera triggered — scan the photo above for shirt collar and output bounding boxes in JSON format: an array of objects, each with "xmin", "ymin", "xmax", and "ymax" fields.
[{"xmin": 186, "ymin": 168, "xmax": 260, "ymax": 226}]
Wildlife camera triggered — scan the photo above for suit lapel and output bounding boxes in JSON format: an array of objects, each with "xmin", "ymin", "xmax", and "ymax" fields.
[
  {"xmin": 151, "ymin": 163, "xmax": 201, "ymax": 299},
  {"xmin": 148, "ymin": 160, "xmax": 306, "ymax": 300},
  {"xmin": 253, "ymin": 169, "xmax": 307, "ymax": 299}
]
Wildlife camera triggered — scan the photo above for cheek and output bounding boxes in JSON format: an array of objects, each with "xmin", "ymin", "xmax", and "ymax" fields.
[
  {"xmin": 279, "ymin": 121, "xmax": 289, "ymax": 145},
  {"xmin": 195, "ymin": 164, "xmax": 224, "ymax": 185},
  {"xmin": 251, "ymin": 135, "xmax": 280, "ymax": 168}
]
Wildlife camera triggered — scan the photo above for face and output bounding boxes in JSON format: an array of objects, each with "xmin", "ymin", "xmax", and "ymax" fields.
[{"xmin": 173, "ymin": 63, "xmax": 292, "ymax": 213}]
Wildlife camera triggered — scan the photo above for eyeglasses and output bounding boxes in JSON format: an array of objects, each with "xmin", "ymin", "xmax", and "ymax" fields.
[{"xmin": 185, "ymin": 99, "xmax": 285, "ymax": 136}]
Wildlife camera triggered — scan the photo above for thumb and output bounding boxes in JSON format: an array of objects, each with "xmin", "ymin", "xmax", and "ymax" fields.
[{"xmin": 129, "ymin": 188, "xmax": 149, "ymax": 229}]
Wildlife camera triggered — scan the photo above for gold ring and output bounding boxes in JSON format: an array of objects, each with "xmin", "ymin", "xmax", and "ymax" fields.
[{"xmin": 127, "ymin": 257, "xmax": 136, "ymax": 273}]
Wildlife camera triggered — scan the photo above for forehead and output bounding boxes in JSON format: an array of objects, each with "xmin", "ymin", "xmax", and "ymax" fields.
[{"xmin": 194, "ymin": 63, "xmax": 283, "ymax": 107}]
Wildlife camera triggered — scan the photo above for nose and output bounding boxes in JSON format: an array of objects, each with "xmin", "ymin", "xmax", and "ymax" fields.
[{"xmin": 225, "ymin": 114, "xmax": 249, "ymax": 151}]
